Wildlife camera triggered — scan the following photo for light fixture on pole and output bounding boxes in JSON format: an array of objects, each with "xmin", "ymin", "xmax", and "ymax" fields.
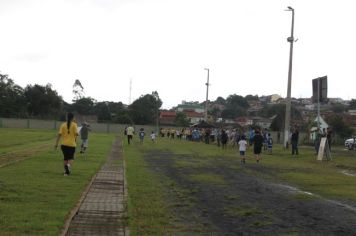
[
  {"xmin": 283, "ymin": 6, "xmax": 295, "ymax": 148},
  {"xmin": 204, "ymin": 68, "xmax": 210, "ymax": 121}
]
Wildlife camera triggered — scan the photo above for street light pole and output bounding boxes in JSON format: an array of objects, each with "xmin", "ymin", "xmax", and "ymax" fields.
[
  {"xmin": 204, "ymin": 68, "xmax": 210, "ymax": 121},
  {"xmin": 152, "ymin": 91, "xmax": 159, "ymax": 133},
  {"xmin": 284, "ymin": 6, "xmax": 295, "ymax": 148}
]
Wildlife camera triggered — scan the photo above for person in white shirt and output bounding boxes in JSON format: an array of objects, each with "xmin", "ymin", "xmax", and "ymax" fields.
[
  {"xmin": 150, "ymin": 131, "xmax": 156, "ymax": 143},
  {"xmin": 238, "ymin": 135, "xmax": 248, "ymax": 164}
]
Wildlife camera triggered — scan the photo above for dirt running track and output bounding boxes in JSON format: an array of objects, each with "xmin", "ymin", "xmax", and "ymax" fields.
[{"xmin": 145, "ymin": 150, "xmax": 356, "ymax": 235}]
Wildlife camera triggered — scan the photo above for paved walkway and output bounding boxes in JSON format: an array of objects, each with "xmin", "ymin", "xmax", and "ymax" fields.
[{"xmin": 63, "ymin": 137, "xmax": 129, "ymax": 236}]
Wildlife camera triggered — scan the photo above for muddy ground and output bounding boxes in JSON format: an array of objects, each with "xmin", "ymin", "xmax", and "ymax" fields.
[{"xmin": 144, "ymin": 150, "xmax": 356, "ymax": 235}]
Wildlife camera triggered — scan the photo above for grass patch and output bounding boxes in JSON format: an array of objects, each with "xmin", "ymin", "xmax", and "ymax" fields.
[
  {"xmin": 122, "ymin": 136, "xmax": 356, "ymax": 234},
  {"xmin": 0, "ymin": 128, "xmax": 55, "ymax": 152},
  {"xmin": 124, "ymin": 138, "xmax": 175, "ymax": 235},
  {"xmin": 188, "ymin": 173, "xmax": 226, "ymax": 185},
  {"xmin": 0, "ymin": 130, "xmax": 115, "ymax": 236},
  {"xmin": 292, "ymin": 193, "xmax": 317, "ymax": 201},
  {"xmin": 225, "ymin": 205, "xmax": 263, "ymax": 217}
]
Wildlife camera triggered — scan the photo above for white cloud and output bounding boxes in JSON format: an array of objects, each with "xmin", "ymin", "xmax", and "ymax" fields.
[{"xmin": 0, "ymin": 0, "xmax": 355, "ymax": 109}]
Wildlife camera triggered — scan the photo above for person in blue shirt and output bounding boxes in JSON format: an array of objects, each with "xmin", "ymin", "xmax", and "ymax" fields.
[
  {"xmin": 139, "ymin": 128, "xmax": 145, "ymax": 144},
  {"xmin": 267, "ymin": 133, "xmax": 273, "ymax": 154}
]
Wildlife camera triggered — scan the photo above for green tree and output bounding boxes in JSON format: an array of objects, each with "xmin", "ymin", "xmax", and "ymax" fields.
[
  {"xmin": 24, "ymin": 84, "xmax": 62, "ymax": 118},
  {"xmin": 115, "ymin": 112, "xmax": 132, "ymax": 124},
  {"xmin": 270, "ymin": 114, "xmax": 284, "ymax": 131},
  {"xmin": 349, "ymin": 99, "xmax": 356, "ymax": 110},
  {"xmin": 327, "ymin": 115, "xmax": 352, "ymax": 139},
  {"xmin": 226, "ymin": 94, "xmax": 249, "ymax": 109},
  {"xmin": 0, "ymin": 73, "xmax": 26, "ymax": 117},
  {"xmin": 245, "ymin": 94, "xmax": 259, "ymax": 101},
  {"xmin": 220, "ymin": 94, "xmax": 249, "ymax": 119},
  {"xmin": 332, "ymin": 104, "xmax": 347, "ymax": 114},
  {"xmin": 258, "ymin": 104, "xmax": 302, "ymax": 131},
  {"xmin": 94, "ymin": 101, "xmax": 126, "ymax": 123},
  {"xmin": 175, "ymin": 112, "xmax": 190, "ymax": 127},
  {"xmin": 215, "ymin": 96, "xmax": 226, "ymax": 105},
  {"xmin": 221, "ymin": 107, "xmax": 246, "ymax": 119},
  {"xmin": 71, "ymin": 97, "xmax": 96, "ymax": 115},
  {"xmin": 128, "ymin": 92, "xmax": 162, "ymax": 125},
  {"xmin": 94, "ymin": 101, "xmax": 112, "ymax": 122}
]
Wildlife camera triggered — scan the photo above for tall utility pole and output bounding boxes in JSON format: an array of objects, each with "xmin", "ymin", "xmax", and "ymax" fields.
[
  {"xmin": 129, "ymin": 78, "xmax": 132, "ymax": 105},
  {"xmin": 204, "ymin": 68, "xmax": 210, "ymax": 121},
  {"xmin": 284, "ymin": 6, "xmax": 295, "ymax": 148}
]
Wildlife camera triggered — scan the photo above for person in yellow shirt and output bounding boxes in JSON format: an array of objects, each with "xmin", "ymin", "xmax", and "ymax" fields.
[
  {"xmin": 126, "ymin": 125, "xmax": 134, "ymax": 145},
  {"xmin": 55, "ymin": 112, "xmax": 79, "ymax": 176}
]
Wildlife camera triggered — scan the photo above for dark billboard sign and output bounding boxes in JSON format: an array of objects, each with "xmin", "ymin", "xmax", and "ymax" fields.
[{"xmin": 312, "ymin": 76, "xmax": 327, "ymax": 103}]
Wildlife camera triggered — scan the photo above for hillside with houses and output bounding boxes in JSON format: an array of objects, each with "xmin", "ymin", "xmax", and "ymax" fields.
[{"xmin": 159, "ymin": 94, "xmax": 356, "ymax": 138}]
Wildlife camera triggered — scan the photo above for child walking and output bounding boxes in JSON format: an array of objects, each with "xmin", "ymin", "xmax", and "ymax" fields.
[
  {"xmin": 238, "ymin": 135, "xmax": 248, "ymax": 164},
  {"xmin": 139, "ymin": 128, "xmax": 145, "ymax": 144},
  {"xmin": 150, "ymin": 131, "xmax": 156, "ymax": 143},
  {"xmin": 252, "ymin": 129, "xmax": 264, "ymax": 163},
  {"xmin": 267, "ymin": 133, "xmax": 273, "ymax": 154}
]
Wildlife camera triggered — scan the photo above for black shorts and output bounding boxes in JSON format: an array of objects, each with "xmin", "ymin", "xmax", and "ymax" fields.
[
  {"xmin": 61, "ymin": 145, "xmax": 76, "ymax": 161},
  {"xmin": 254, "ymin": 146, "xmax": 262, "ymax": 155}
]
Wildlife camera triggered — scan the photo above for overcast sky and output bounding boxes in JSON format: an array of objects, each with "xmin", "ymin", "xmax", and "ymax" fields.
[{"xmin": 0, "ymin": 0, "xmax": 355, "ymax": 109}]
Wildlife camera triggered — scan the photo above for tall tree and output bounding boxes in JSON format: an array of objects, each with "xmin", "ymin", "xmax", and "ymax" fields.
[
  {"xmin": 24, "ymin": 84, "xmax": 62, "ymax": 118},
  {"xmin": 93, "ymin": 101, "xmax": 126, "ymax": 122},
  {"xmin": 72, "ymin": 79, "xmax": 84, "ymax": 101},
  {"xmin": 221, "ymin": 94, "xmax": 249, "ymax": 118},
  {"xmin": 71, "ymin": 97, "xmax": 96, "ymax": 115},
  {"xmin": 327, "ymin": 115, "xmax": 352, "ymax": 139},
  {"xmin": 0, "ymin": 73, "xmax": 26, "ymax": 117},
  {"xmin": 128, "ymin": 92, "xmax": 162, "ymax": 125},
  {"xmin": 226, "ymin": 94, "xmax": 249, "ymax": 109},
  {"xmin": 245, "ymin": 94, "xmax": 259, "ymax": 101},
  {"xmin": 215, "ymin": 96, "xmax": 226, "ymax": 105}
]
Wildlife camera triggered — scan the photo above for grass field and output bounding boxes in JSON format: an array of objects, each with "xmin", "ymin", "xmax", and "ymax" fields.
[
  {"xmin": 124, "ymin": 135, "xmax": 356, "ymax": 235},
  {"xmin": 0, "ymin": 128, "xmax": 115, "ymax": 236},
  {"xmin": 2, "ymin": 128, "xmax": 356, "ymax": 235}
]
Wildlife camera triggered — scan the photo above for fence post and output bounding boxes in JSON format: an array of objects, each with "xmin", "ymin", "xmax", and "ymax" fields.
[{"xmin": 107, "ymin": 123, "xmax": 110, "ymax": 133}]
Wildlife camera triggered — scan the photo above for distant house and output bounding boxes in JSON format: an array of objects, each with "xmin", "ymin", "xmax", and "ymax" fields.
[
  {"xmin": 343, "ymin": 114, "xmax": 356, "ymax": 129},
  {"xmin": 328, "ymin": 97, "xmax": 346, "ymax": 105},
  {"xmin": 348, "ymin": 110, "xmax": 356, "ymax": 116},
  {"xmin": 224, "ymin": 119, "xmax": 237, "ymax": 125},
  {"xmin": 304, "ymin": 104, "xmax": 315, "ymax": 111},
  {"xmin": 247, "ymin": 100, "xmax": 263, "ymax": 114},
  {"xmin": 159, "ymin": 110, "xmax": 205, "ymax": 126},
  {"xmin": 313, "ymin": 115, "xmax": 329, "ymax": 131},
  {"xmin": 270, "ymin": 94, "xmax": 282, "ymax": 103},
  {"xmin": 184, "ymin": 110, "xmax": 204, "ymax": 124},
  {"xmin": 235, "ymin": 117, "xmax": 253, "ymax": 127},
  {"xmin": 251, "ymin": 116, "xmax": 275, "ymax": 129},
  {"xmin": 159, "ymin": 111, "xmax": 176, "ymax": 125},
  {"xmin": 176, "ymin": 101, "xmax": 205, "ymax": 113},
  {"xmin": 301, "ymin": 98, "xmax": 313, "ymax": 105}
]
